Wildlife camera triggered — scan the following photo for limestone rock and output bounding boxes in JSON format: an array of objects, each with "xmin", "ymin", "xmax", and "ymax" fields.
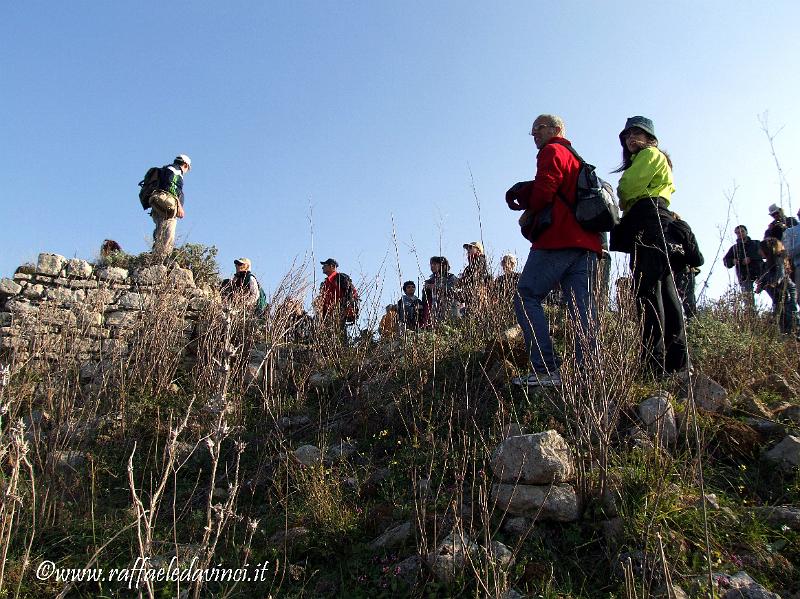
[
  {"xmin": 0, "ymin": 279, "xmax": 22, "ymax": 297},
  {"xmin": 428, "ymin": 533, "xmax": 481, "ymax": 584},
  {"xmin": 638, "ymin": 393, "xmax": 677, "ymax": 446},
  {"xmin": 133, "ymin": 265, "xmax": 168, "ymax": 285},
  {"xmin": 395, "ymin": 555, "xmax": 422, "ymax": 587},
  {"xmin": 66, "ymin": 259, "xmax": 93, "ymax": 278},
  {"xmin": 491, "ymin": 483, "xmax": 579, "ymax": 521},
  {"xmin": 269, "ymin": 526, "xmax": 310, "ymax": 546},
  {"xmin": 170, "ymin": 267, "xmax": 195, "ymax": 287},
  {"xmin": 309, "ymin": 370, "xmax": 337, "ymax": 388},
  {"xmin": 104, "ymin": 311, "xmax": 139, "ymax": 327},
  {"xmin": 751, "ymin": 505, "xmax": 800, "ymax": 531},
  {"xmin": 115, "ymin": 291, "xmax": 143, "ymax": 310},
  {"xmin": 44, "ymin": 286, "xmax": 80, "ymax": 305},
  {"xmin": 37, "ymin": 253, "xmax": 67, "ymax": 276},
  {"xmin": 490, "ymin": 430, "xmax": 574, "ymax": 484},
  {"xmin": 21, "ymin": 284, "xmax": 45, "ymax": 299},
  {"xmin": 369, "ymin": 522, "xmax": 412, "ymax": 550},
  {"xmin": 96, "ymin": 266, "xmax": 129, "ymax": 282},
  {"xmin": 679, "ymin": 372, "xmax": 731, "ymax": 413},
  {"xmin": 326, "ymin": 441, "xmax": 357, "ymax": 464},
  {"xmin": 719, "ymin": 571, "xmax": 782, "ymax": 598},
  {"xmin": 502, "ymin": 516, "xmax": 531, "ymax": 536},
  {"xmin": 774, "ymin": 404, "xmax": 800, "ymax": 425},
  {"xmin": 488, "ymin": 540, "xmax": 514, "ymax": 567},
  {"xmin": 736, "ymin": 393, "xmax": 774, "ymax": 420},
  {"xmin": 15, "ymin": 262, "xmax": 37, "ymax": 275},
  {"xmin": 293, "ymin": 445, "xmax": 322, "ymax": 466},
  {"xmin": 763, "ymin": 435, "xmax": 800, "ymax": 473}
]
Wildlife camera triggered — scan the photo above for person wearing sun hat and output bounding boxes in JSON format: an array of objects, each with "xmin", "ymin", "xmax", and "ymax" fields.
[
  {"xmin": 612, "ymin": 116, "xmax": 686, "ymax": 377},
  {"xmin": 149, "ymin": 154, "xmax": 191, "ymax": 262},
  {"xmin": 764, "ymin": 203, "xmax": 798, "ymax": 241},
  {"xmin": 458, "ymin": 240, "xmax": 492, "ymax": 318}
]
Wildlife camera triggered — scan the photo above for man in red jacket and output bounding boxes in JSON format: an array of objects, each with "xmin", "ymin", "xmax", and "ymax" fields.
[{"xmin": 506, "ymin": 114, "xmax": 601, "ymax": 387}]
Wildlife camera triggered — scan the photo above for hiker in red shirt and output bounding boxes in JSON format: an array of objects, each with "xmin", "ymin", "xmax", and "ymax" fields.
[
  {"xmin": 316, "ymin": 258, "xmax": 358, "ymax": 343},
  {"xmin": 506, "ymin": 114, "xmax": 602, "ymax": 388}
]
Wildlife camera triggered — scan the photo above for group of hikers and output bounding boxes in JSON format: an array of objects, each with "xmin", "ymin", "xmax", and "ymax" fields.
[{"xmin": 136, "ymin": 114, "xmax": 798, "ymax": 388}]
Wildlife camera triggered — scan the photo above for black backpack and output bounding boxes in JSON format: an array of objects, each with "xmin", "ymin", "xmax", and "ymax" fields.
[
  {"xmin": 552, "ymin": 141, "xmax": 620, "ymax": 232},
  {"xmin": 337, "ymin": 273, "xmax": 360, "ymax": 323},
  {"xmin": 666, "ymin": 218, "xmax": 704, "ymax": 270},
  {"xmin": 138, "ymin": 167, "xmax": 161, "ymax": 210}
]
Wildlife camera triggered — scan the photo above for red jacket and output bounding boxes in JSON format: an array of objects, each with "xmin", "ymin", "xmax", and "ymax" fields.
[
  {"xmin": 320, "ymin": 271, "xmax": 343, "ymax": 317},
  {"xmin": 528, "ymin": 137, "xmax": 602, "ymax": 254}
]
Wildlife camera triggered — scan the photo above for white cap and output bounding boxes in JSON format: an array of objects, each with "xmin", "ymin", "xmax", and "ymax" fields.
[{"xmin": 175, "ymin": 154, "xmax": 192, "ymax": 170}]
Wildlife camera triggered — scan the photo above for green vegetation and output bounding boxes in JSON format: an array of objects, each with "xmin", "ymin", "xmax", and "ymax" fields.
[{"xmin": 0, "ymin": 280, "xmax": 798, "ymax": 598}]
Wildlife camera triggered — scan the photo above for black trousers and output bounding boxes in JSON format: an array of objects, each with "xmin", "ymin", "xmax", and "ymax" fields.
[
  {"xmin": 632, "ymin": 244, "xmax": 688, "ymax": 376},
  {"xmin": 674, "ymin": 267, "xmax": 697, "ymax": 320}
]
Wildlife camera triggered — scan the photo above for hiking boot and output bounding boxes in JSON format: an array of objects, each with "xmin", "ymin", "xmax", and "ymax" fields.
[{"xmin": 512, "ymin": 370, "xmax": 562, "ymax": 388}]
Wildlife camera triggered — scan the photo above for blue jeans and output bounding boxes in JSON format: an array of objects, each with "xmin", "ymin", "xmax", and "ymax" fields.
[{"xmin": 514, "ymin": 249, "xmax": 598, "ymax": 373}]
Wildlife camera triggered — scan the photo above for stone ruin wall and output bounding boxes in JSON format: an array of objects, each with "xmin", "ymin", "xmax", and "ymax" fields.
[{"xmin": 0, "ymin": 252, "xmax": 212, "ymax": 366}]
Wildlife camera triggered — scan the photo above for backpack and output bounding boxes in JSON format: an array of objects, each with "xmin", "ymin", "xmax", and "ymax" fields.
[
  {"xmin": 552, "ymin": 141, "xmax": 620, "ymax": 232},
  {"xmin": 138, "ymin": 167, "xmax": 161, "ymax": 210},
  {"xmin": 244, "ymin": 272, "xmax": 269, "ymax": 317},
  {"xmin": 337, "ymin": 273, "xmax": 360, "ymax": 323},
  {"xmin": 666, "ymin": 218, "xmax": 704, "ymax": 270}
]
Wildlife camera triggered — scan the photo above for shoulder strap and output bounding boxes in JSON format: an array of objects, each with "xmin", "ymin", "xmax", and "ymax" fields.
[{"xmin": 547, "ymin": 139, "xmax": 586, "ymax": 164}]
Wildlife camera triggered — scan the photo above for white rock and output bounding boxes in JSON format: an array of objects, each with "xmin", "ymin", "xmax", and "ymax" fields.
[
  {"xmin": 293, "ymin": 445, "xmax": 322, "ymax": 466},
  {"xmin": 680, "ymin": 372, "xmax": 731, "ymax": 413},
  {"xmin": 37, "ymin": 253, "xmax": 67, "ymax": 276},
  {"xmin": 369, "ymin": 522, "xmax": 412, "ymax": 550},
  {"xmin": 115, "ymin": 291, "xmax": 143, "ymax": 310},
  {"xmin": 21, "ymin": 284, "xmax": 45, "ymax": 299},
  {"xmin": 752, "ymin": 505, "xmax": 800, "ymax": 531},
  {"xmin": 171, "ymin": 267, "xmax": 195, "ymax": 287},
  {"xmin": 490, "ymin": 430, "xmax": 574, "ymax": 484},
  {"xmin": 491, "ymin": 483, "xmax": 579, "ymax": 521},
  {"xmin": 133, "ymin": 265, "xmax": 168, "ymax": 285},
  {"xmin": 96, "ymin": 266, "xmax": 129, "ymax": 282},
  {"xmin": 763, "ymin": 435, "xmax": 800, "ymax": 473},
  {"xmin": 0, "ymin": 278, "xmax": 22, "ymax": 296},
  {"xmin": 638, "ymin": 394, "xmax": 677, "ymax": 446},
  {"xmin": 104, "ymin": 311, "xmax": 139, "ymax": 327},
  {"xmin": 66, "ymin": 259, "xmax": 93, "ymax": 278}
]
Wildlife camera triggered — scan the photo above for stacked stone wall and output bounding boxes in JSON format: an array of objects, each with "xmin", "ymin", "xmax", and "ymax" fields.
[{"xmin": 0, "ymin": 252, "xmax": 211, "ymax": 364}]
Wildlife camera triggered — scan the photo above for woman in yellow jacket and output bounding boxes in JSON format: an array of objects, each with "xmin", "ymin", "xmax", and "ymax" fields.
[{"xmin": 613, "ymin": 116, "xmax": 687, "ymax": 377}]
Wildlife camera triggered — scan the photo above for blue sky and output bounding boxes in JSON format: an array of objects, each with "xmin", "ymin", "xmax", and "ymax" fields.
[{"xmin": 3, "ymin": 1, "xmax": 799, "ymax": 309}]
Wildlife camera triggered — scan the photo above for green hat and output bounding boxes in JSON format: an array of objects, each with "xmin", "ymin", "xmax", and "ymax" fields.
[{"xmin": 619, "ymin": 116, "xmax": 657, "ymax": 144}]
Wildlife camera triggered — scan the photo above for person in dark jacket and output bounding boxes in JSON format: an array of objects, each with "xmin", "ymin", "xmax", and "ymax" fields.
[
  {"xmin": 421, "ymin": 256, "xmax": 458, "ymax": 327},
  {"xmin": 397, "ymin": 281, "xmax": 423, "ymax": 331},
  {"xmin": 150, "ymin": 154, "xmax": 191, "ymax": 262},
  {"xmin": 723, "ymin": 225, "xmax": 764, "ymax": 308},
  {"xmin": 755, "ymin": 238, "xmax": 798, "ymax": 335},
  {"xmin": 611, "ymin": 116, "xmax": 686, "ymax": 377},
  {"xmin": 458, "ymin": 241, "xmax": 492, "ymax": 318},
  {"xmin": 764, "ymin": 204, "xmax": 799, "ymax": 241},
  {"xmin": 669, "ymin": 213, "xmax": 704, "ymax": 320}
]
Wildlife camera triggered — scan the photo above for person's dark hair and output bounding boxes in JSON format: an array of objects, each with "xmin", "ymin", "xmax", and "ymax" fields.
[
  {"xmin": 613, "ymin": 130, "xmax": 673, "ymax": 173},
  {"xmin": 734, "ymin": 225, "xmax": 748, "ymax": 234},
  {"xmin": 402, "ymin": 280, "xmax": 416, "ymax": 292},
  {"xmin": 430, "ymin": 256, "xmax": 450, "ymax": 275},
  {"xmin": 100, "ymin": 239, "xmax": 122, "ymax": 257}
]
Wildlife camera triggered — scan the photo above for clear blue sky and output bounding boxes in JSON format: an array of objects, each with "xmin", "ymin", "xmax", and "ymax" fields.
[{"xmin": 3, "ymin": 1, "xmax": 799, "ymax": 309}]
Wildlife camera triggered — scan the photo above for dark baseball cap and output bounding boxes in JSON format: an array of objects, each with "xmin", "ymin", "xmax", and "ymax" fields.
[{"xmin": 320, "ymin": 258, "xmax": 338, "ymax": 267}]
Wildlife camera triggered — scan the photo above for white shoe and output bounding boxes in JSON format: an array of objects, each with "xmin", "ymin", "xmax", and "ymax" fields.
[{"xmin": 512, "ymin": 370, "xmax": 562, "ymax": 387}]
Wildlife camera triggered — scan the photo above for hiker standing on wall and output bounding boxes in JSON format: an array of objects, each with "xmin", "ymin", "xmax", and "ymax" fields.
[
  {"xmin": 610, "ymin": 116, "xmax": 686, "ymax": 377},
  {"xmin": 148, "ymin": 154, "xmax": 191, "ymax": 262},
  {"xmin": 505, "ymin": 114, "xmax": 601, "ymax": 387}
]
